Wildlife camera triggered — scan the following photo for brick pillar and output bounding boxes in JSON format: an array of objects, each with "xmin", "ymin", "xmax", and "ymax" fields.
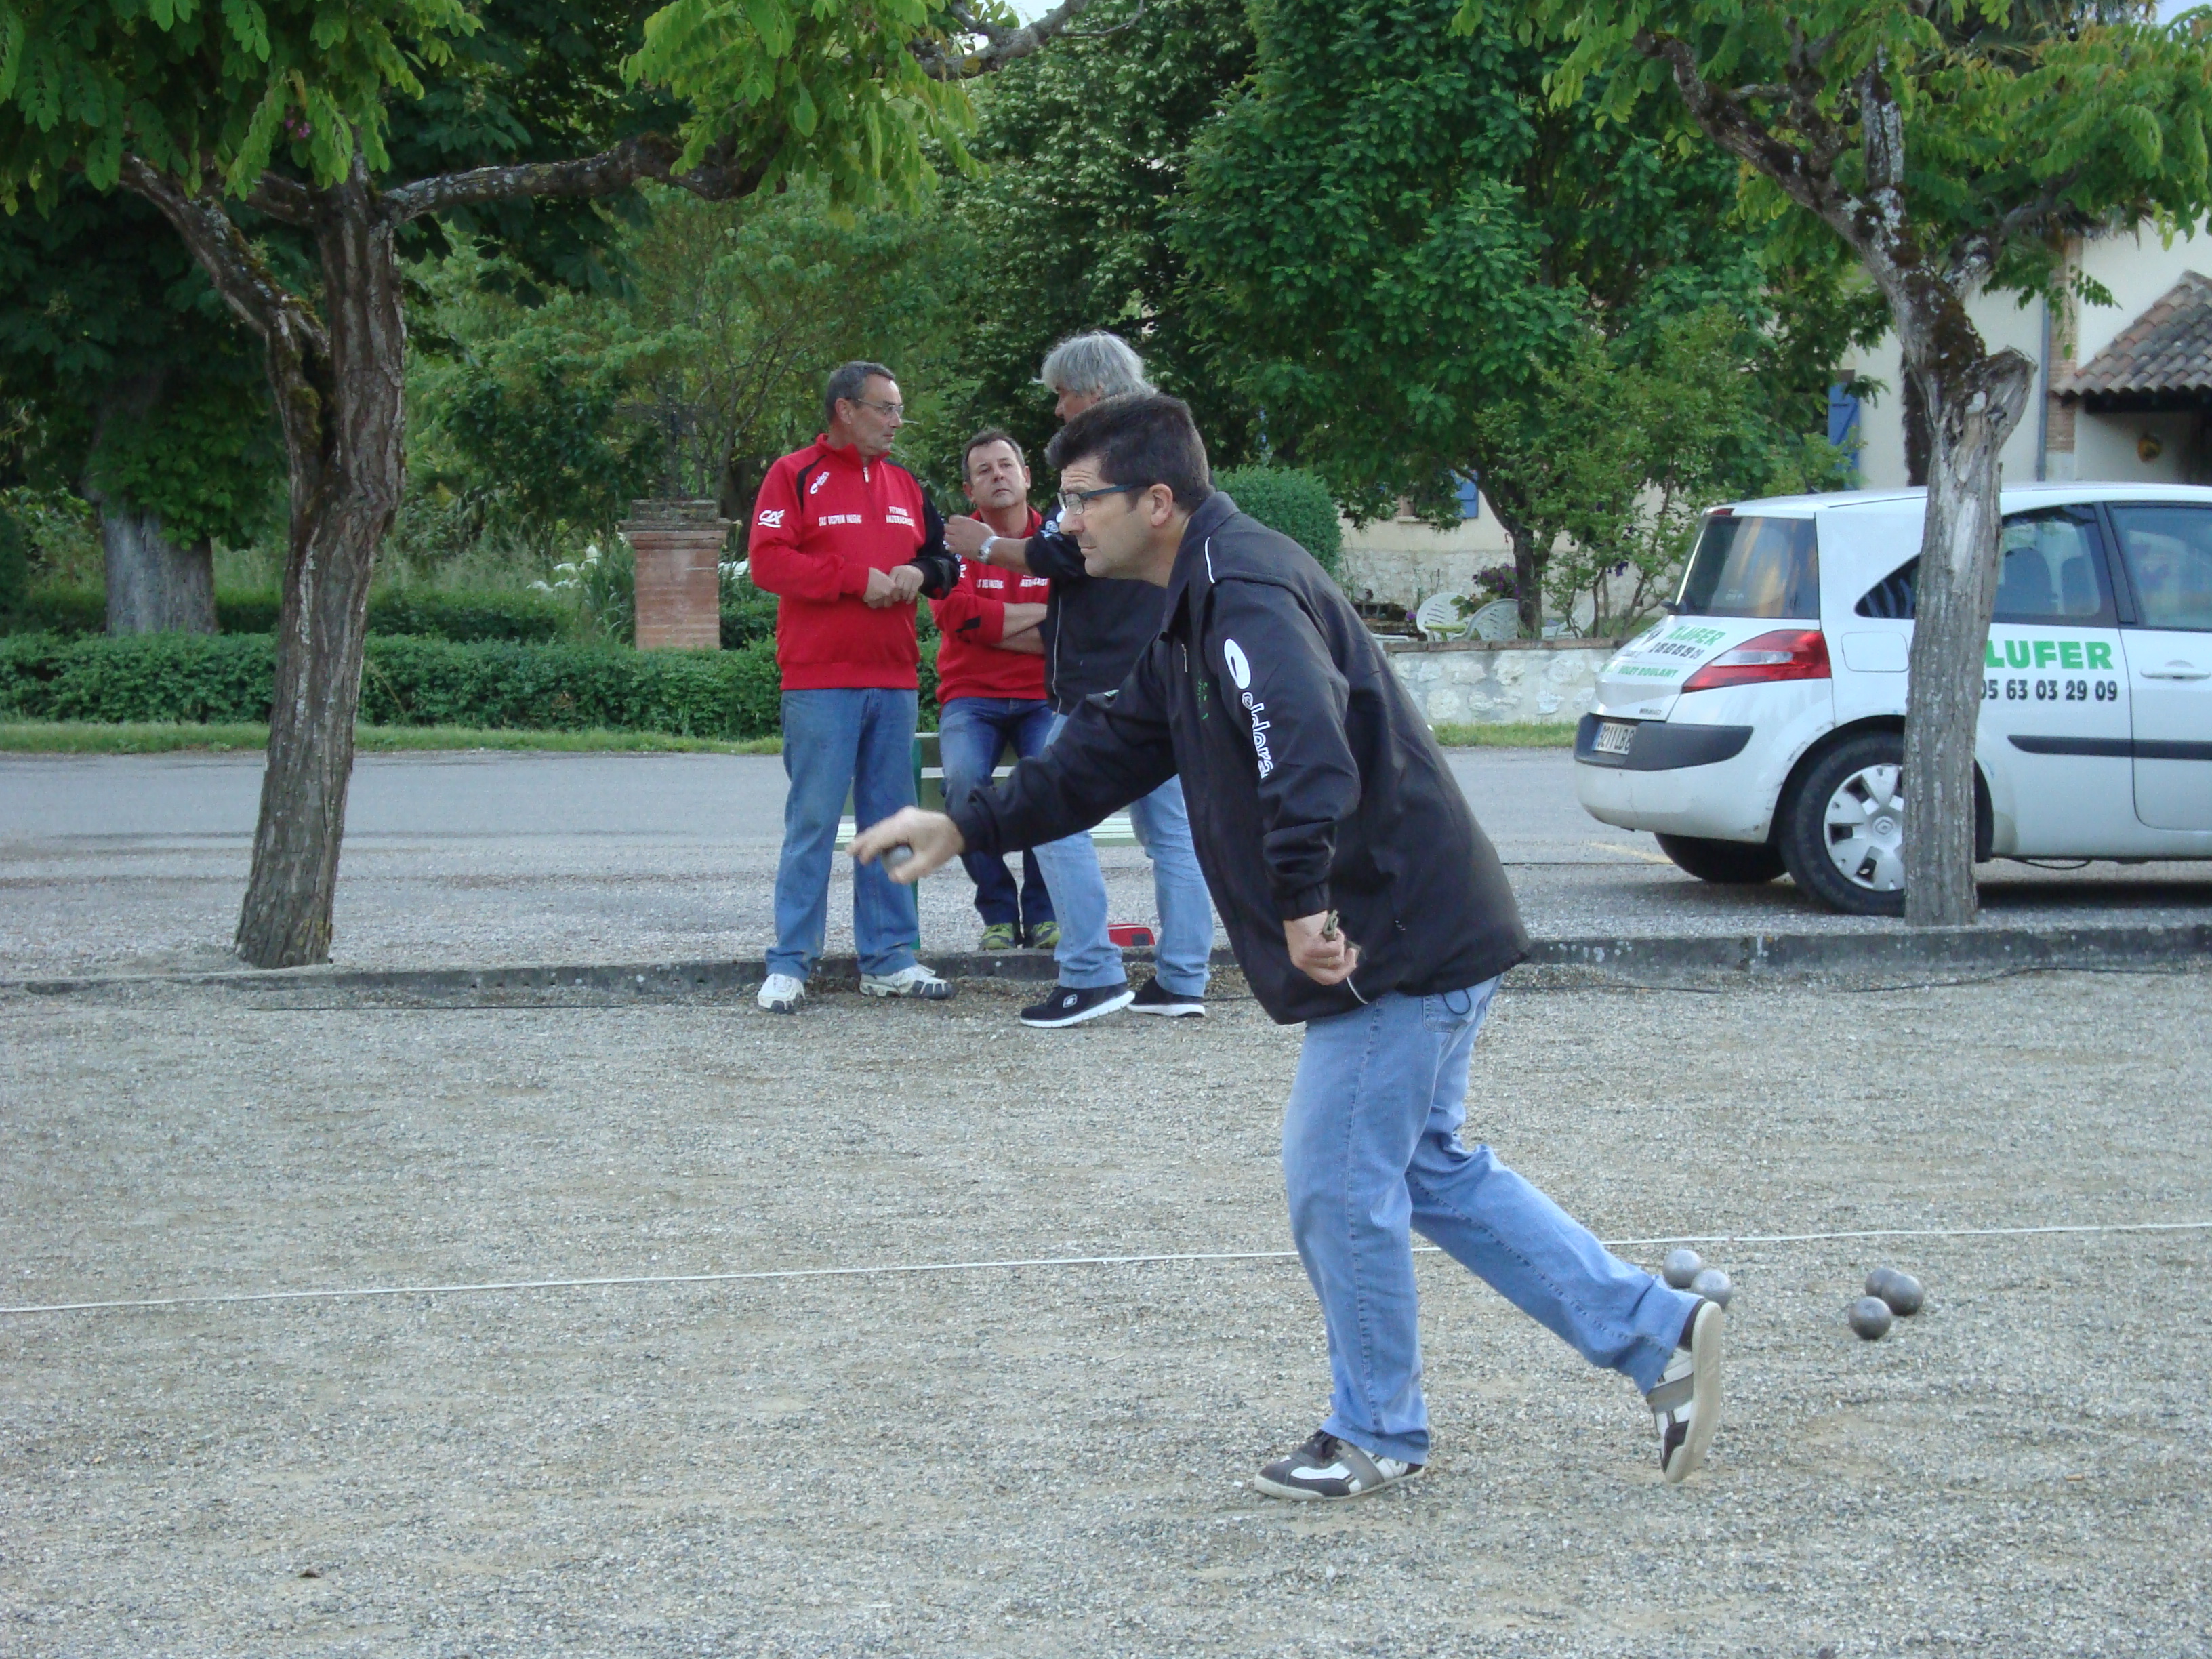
[{"xmin": 620, "ymin": 498, "xmax": 728, "ymax": 651}]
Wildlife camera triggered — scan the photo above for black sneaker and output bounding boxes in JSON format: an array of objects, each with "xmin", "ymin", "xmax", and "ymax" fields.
[
  {"xmin": 1128, "ymin": 977, "xmax": 1205, "ymax": 1017},
  {"xmin": 1647, "ymin": 1299, "xmax": 1725, "ymax": 1484},
  {"xmin": 1019, "ymin": 983, "xmax": 1134, "ymax": 1028},
  {"xmin": 1254, "ymin": 1430, "xmax": 1421, "ymax": 1501}
]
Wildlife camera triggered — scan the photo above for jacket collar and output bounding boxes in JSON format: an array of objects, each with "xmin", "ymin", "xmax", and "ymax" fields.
[
  {"xmin": 1162, "ymin": 491, "xmax": 1240, "ymax": 636},
  {"xmin": 815, "ymin": 434, "xmax": 876, "ymax": 472}
]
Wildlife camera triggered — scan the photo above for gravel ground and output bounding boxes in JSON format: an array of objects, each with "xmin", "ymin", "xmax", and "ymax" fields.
[{"xmin": 4, "ymin": 968, "xmax": 2208, "ymax": 1656}]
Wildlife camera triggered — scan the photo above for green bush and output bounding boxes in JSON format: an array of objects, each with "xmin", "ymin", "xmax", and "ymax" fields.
[
  {"xmin": 0, "ymin": 632, "xmax": 787, "ymax": 739},
  {"xmin": 1214, "ymin": 466, "xmax": 1344, "ymax": 579},
  {"xmin": 9, "ymin": 583, "xmax": 104, "ymax": 634},
  {"xmin": 9, "ymin": 583, "xmax": 574, "ymax": 642},
  {"xmin": 0, "ymin": 510, "xmax": 28, "ymax": 621}
]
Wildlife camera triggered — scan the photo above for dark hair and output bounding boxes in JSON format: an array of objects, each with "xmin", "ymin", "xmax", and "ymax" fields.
[
  {"xmin": 824, "ymin": 360, "xmax": 895, "ymax": 426},
  {"xmin": 962, "ymin": 428, "xmax": 1027, "ymax": 479},
  {"xmin": 1044, "ymin": 393, "xmax": 1213, "ymax": 509}
]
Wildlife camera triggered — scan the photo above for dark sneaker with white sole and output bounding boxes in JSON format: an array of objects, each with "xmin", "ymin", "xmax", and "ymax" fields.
[
  {"xmin": 1647, "ymin": 1298, "xmax": 1725, "ymax": 1483},
  {"xmin": 1019, "ymin": 983, "xmax": 1134, "ymax": 1028},
  {"xmin": 1255, "ymin": 1431, "xmax": 1421, "ymax": 1501},
  {"xmin": 1127, "ymin": 977, "xmax": 1206, "ymax": 1017}
]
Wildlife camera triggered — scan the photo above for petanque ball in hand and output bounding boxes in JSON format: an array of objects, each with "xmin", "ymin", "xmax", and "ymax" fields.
[
  {"xmin": 1877, "ymin": 1270, "xmax": 1925, "ymax": 1316},
  {"xmin": 1662, "ymin": 1248, "xmax": 1702, "ymax": 1289},
  {"xmin": 882, "ymin": 845, "xmax": 914, "ymax": 872},
  {"xmin": 1849, "ymin": 1296, "xmax": 1893, "ymax": 1340},
  {"xmin": 1689, "ymin": 1267, "xmax": 1734, "ymax": 1307}
]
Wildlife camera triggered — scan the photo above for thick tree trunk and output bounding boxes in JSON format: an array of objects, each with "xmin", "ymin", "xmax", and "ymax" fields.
[
  {"xmin": 1900, "ymin": 348, "xmax": 2034, "ymax": 926},
  {"xmin": 100, "ymin": 499, "xmax": 216, "ymax": 634},
  {"xmin": 234, "ymin": 178, "xmax": 407, "ymax": 968},
  {"xmin": 1481, "ymin": 492, "xmax": 1547, "ymax": 639}
]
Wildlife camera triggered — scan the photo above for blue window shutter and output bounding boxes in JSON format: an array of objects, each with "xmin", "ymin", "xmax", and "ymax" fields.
[{"xmin": 1454, "ymin": 473, "xmax": 1481, "ymax": 520}]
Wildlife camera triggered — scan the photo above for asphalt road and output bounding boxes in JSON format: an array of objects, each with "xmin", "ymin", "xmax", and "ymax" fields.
[{"xmin": 2, "ymin": 748, "xmax": 2205, "ymax": 979}]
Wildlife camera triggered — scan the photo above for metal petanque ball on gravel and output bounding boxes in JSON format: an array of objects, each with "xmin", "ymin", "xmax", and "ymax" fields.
[
  {"xmin": 1868, "ymin": 1268, "xmax": 1925, "ymax": 1316},
  {"xmin": 1689, "ymin": 1267, "xmax": 1734, "ymax": 1307},
  {"xmin": 1849, "ymin": 1296, "xmax": 1895, "ymax": 1340},
  {"xmin": 1662, "ymin": 1247, "xmax": 1703, "ymax": 1288}
]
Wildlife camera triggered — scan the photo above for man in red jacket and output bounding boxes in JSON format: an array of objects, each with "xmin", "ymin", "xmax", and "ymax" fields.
[
  {"xmin": 747, "ymin": 361, "xmax": 962, "ymax": 1015},
  {"xmin": 930, "ymin": 429, "xmax": 1058, "ymax": 951}
]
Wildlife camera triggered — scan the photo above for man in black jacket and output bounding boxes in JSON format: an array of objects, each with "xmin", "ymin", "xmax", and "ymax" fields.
[
  {"xmin": 943, "ymin": 332, "xmax": 1214, "ymax": 1029},
  {"xmin": 853, "ymin": 394, "xmax": 1725, "ymax": 1498}
]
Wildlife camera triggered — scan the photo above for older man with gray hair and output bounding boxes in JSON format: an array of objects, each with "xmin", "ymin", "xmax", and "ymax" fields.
[{"xmin": 944, "ymin": 331, "xmax": 1216, "ymax": 1027}]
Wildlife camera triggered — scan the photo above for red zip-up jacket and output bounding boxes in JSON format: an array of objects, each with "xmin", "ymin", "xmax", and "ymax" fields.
[
  {"xmin": 747, "ymin": 436, "xmax": 959, "ymax": 691},
  {"xmin": 930, "ymin": 508, "xmax": 1052, "ymax": 704}
]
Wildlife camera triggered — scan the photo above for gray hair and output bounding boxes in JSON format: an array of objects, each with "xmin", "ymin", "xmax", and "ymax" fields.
[
  {"xmin": 1038, "ymin": 332, "xmax": 1152, "ymax": 400},
  {"xmin": 824, "ymin": 360, "xmax": 895, "ymax": 426}
]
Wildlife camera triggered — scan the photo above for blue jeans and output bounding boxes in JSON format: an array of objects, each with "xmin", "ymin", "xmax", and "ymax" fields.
[
  {"xmin": 1027, "ymin": 709, "xmax": 1214, "ymax": 995},
  {"xmin": 770, "ymin": 687, "xmax": 920, "ymax": 980},
  {"xmin": 937, "ymin": 697, "xmax": 1057, "ymax": 933},
  {"xmin": 1284, "ymin": 976, "xmax": 1700, "ymax": 1465}
]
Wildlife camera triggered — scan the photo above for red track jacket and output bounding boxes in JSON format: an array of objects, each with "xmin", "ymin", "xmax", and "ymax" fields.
[
  {"xmin": 747, "ymin": 436, "xmax": 958, "ymax": 691},
  {"xmin": 930, "ymin": 508, "xmax": 1052, "ymax": 704}
]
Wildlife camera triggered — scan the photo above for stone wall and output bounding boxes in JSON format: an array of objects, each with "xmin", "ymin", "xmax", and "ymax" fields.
[{"xmin": 1384, "ymin": 638, "xmax": 1620, "ymax": 726}]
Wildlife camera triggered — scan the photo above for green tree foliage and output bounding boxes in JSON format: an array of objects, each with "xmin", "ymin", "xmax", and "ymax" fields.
[
  {"xmin": 935, "ymin": 0, "xmax": 1258, "ymax": 484},
  {"xmin": 1512, "ymin": 0, "xmax": 2212, "ymax": 922},
  {"xmin": 0, "ymin": 185, "xmax": 280, "ymax": 554},
  {"xmin": 1214, "ymin": 465, "xmax": 1343, "ymax": 579},
  {"xmin": 1498, "ymin": 310, "xmax": 1851, "ymax": 636},
  {"xmin": 1177, "ymin": 0, "xmax": 1880, "ymax": 633}
]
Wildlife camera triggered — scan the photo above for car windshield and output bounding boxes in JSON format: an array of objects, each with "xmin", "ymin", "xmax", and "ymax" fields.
[{"xmin": 1674, "ymin": 515, "xmax": 1820, "ymax": 619}]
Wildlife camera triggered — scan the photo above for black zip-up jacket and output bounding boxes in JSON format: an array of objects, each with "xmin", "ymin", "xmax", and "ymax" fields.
[
  {"xmin": 1025, "ymin": 511, "xmax": 1168, "ymax": 714},
  {"xmin": 949, "ymin": 493, "xmax": 1528, "ymax": 1024}
]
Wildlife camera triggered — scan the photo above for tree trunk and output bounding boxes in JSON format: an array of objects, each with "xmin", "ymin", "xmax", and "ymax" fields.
[
  {"xmin": 233, "ymin": 178, "xmax": 407, "ymax": 968},
  {"xmin": 1900, "ymin": 348, "xmax": 2034, "ymax": 926},
  {"xmin": 1482, "ymin": 493, "xmax": 1547, "ymax": 639},
  {"xmin": 100, "ymin": 499, "xmax": 216, "ymax": 634}
]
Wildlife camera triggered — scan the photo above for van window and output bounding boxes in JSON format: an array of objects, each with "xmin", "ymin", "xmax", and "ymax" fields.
[
  {"xmin": 1851, "ymin": 508, "xmax": 2113, "ymax": 623},
  {"xmin": 1675, "ymin": 516, "xmax": 1819, "ymax": 619},
  {"xmin": 2108, "ymin": 505, "xmax": 2212, "ymax": 631}
]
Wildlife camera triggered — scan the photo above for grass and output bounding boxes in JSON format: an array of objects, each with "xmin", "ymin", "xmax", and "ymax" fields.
[
  {"xmin": 0, "ymin": 720, "xmax": 783, "ymax": 756},
  {"xmin": 1430, "ymin": 722, "xmax": 1578, "ymax": 748}
]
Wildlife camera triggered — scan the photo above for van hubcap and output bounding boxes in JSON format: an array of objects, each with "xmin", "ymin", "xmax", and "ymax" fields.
[{"xmin": 1822, "ymin": 764, "xmax": 1906, "ymax": 892}]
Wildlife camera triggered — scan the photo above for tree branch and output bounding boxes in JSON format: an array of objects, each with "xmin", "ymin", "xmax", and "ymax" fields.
[
  {"xmin": 245, "ymin": 173, "xmax": 317, "ymax": 225},
  {"xmin": 380, "ymin": 133, "xmax": 768, "ymax": 224},
  {"xmin": 117, "ymin": 157, "xmax": 329, "ymax": 358},
  {"xmin": 911, "ymin": 0, "xmax": 1105, "ymax": 79}
]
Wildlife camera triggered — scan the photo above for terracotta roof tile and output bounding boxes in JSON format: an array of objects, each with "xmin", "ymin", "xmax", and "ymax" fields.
[{"xmin": 2060, "ymin": 270, "xmax": 2212, "ymax": 399}]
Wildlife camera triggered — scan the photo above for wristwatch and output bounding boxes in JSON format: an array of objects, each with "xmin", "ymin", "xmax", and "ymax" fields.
[{"xmin": 977, "ymin": 535, "xmax": 998, "ymax": 562}]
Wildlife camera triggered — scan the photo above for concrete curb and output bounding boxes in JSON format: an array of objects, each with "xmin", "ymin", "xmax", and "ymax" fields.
[{"xmin": 11, "ymin": 921, "xmax": 2208, "ymax": 1000}]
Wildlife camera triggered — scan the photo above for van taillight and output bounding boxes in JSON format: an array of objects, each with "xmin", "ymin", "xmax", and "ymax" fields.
[{"xmin": 1679, "ymin": 628, "xmax": 1830, "ymax": 692}]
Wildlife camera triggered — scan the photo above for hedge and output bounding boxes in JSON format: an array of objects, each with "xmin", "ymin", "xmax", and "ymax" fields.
[
  {"xmin": 1214, "ymin": 466, "xmax": 1344, "ymax": 579},
  {"xmin": 5, "ymin": 584, "xmax": 572, "ymax": 642},
  {"xmin": 0, "ymin": 630, "xmax": 944, "ymax": 737},
  {"xmin": 0, "ymin": 632, "xmax": 782, "ymax": 738}
]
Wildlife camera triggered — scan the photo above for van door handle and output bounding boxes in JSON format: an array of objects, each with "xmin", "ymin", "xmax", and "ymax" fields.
[{"xmin": 2141, "ymin": 665, "xmax": 2210, "ymax": 680}]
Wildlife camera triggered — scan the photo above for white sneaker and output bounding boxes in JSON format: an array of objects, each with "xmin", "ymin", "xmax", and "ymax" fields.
[
  {"xmin": 1647, "ymin": 1298, "xmax": 1724, "ymax": 1483},
  {"xmin": 756, "ymin": 972, "xmax": 806, "ymax": 1014},
  {"xmin": 860, "ymin": 964, "xmax": 954, "ymax": 1000}
]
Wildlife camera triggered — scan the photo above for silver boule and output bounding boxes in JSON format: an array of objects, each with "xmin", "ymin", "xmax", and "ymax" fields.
[
  {"xmin": 1879, "ymin": 1270, "xmax": 1925, "ymax": 1316},
  {"xmin": 1849, "ymin": 1296, "xmax": 1893, "ymax": 1340},
  {"xmin": 1689, "ymin": 1267, "xmax": 1734, "ymax": 1307},
  {"xmin": 1662, "ymin": 1247, "xmax": 1702, "ymax": 1289}
]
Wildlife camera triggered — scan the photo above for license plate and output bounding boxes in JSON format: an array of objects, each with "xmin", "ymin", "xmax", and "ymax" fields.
[{"xmin": 1595, "ymin": 720, "xmax": 1637, "ymax": 756}]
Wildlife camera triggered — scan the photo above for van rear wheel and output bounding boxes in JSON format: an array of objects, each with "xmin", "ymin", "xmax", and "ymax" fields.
[
  {"xmin": 1654, "ymin": 834, "xmax": 1785, "ymax": 885},
  {"xmin": 1779, "ymin": 731, "xmax": 1909, "ymax": 917}
]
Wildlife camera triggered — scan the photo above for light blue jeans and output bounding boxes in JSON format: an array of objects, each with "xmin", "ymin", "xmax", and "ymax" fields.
[
  {"xmin": 1027, "ymin": 709, "xmax": 1214, "ymax": 995},
  {"xmin": 769, "ymin": 687, "xmax": 920, "ymax": 981},
  {"xmin": 1284, "ymin": 975, "xmax": 1700, "ymax": 1465}
]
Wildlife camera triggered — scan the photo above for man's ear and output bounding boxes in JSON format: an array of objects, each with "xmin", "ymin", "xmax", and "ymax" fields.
[{"xmin": 1145, "ymin": 483, "xmax": 1177, "ymax": 526}]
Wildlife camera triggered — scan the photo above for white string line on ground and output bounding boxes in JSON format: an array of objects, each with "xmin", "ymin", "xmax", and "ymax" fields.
[{"xmin": 5, "ymin": 1219, "xmax": 2209, "ymax": 1319}]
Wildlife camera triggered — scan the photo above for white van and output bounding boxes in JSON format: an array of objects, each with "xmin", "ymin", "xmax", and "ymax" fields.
[{"xmin": 1574, "ymin": 485, "xmax": 2212, "ymax": 914}]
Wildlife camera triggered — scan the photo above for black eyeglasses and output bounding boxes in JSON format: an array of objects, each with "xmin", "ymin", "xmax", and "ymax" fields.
[{"xmin": 1058, "ymin": 483, "xmax": 1137, "ymax": 518}]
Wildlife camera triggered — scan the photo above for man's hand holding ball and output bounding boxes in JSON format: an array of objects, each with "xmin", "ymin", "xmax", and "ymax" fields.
[{"xmin": 850, "ymin": 808, "xmax": 966, "ymax": 884}]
